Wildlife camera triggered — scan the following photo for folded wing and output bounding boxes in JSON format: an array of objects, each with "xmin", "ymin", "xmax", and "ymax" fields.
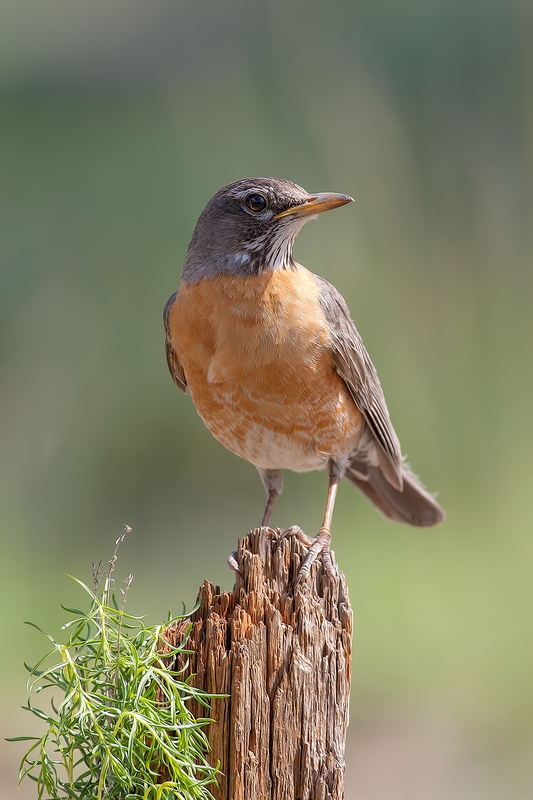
[
  {"xmin": 315, "ymin": 274, "xmax": 403, "ymax": 489},
  {"xmin": 163, "ymin": 292, "xmax": 188, "ymax": 393},
  {"xmin": 315, "ymin": 274, "xmax": 445, "ymax": 526}
]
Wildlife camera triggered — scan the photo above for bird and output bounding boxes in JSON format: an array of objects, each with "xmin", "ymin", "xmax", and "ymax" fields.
[{"xmin": 164, "ymin": 177, "xmax": 445, "ymax": 583}]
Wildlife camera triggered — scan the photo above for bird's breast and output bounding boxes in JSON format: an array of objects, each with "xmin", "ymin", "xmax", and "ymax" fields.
[{"xmin": 169, "ymin": 266, "xmax": 362, "ymax": 470}]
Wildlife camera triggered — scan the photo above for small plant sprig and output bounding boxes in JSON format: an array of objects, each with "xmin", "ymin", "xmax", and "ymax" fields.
[{"xmin": 9, "ymin": 526, "xmax": 221, "ymax": 800}]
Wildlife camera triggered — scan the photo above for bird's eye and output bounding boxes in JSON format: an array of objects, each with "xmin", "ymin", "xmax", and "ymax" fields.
[{"xmin": 245, "ymin": 193, "xmax": 268, "ymax": 213}]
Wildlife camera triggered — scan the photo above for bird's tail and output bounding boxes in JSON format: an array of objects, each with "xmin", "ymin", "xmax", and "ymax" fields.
[{"xmin": 345, "ymin": 460, "xmax": 445, "ymax": 527}]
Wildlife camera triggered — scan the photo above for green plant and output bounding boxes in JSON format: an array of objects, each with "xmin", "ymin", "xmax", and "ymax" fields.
[{"xmin": 9, "ymin": 527, "xmax": 221, "ymax": 800}]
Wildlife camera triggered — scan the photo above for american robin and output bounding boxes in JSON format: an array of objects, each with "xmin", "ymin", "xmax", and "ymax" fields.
[{"xmin": 164, "ymin": 177, "xmax": 445, "ymax": 583}]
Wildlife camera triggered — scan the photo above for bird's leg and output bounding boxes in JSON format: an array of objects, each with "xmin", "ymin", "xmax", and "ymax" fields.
[
  {"xmin": 227, "ymin": 469, "xmax": 284, "ymax": 577},
  {"xmin": 283, "ymin": 462, "xmax": 342, "ymax": 584},
  {"xmin": 262, "ymin": 492, "xmax": 278, "ymax": 527},
  {"xmin": 258, "ymin": 468, "xmax": 284, "ymax": 527},
  {"xmin": 227, "ymin": 551, "xmax": 240, "ymax": 576}
]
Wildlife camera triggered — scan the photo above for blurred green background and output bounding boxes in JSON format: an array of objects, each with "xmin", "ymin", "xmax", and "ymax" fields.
[{"xmin": 1, "ymin": 1, "xmax": 532, "ymax": 797}]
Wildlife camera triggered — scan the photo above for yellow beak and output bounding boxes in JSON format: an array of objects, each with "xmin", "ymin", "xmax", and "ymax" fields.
[{"xmin": 274, "ymin": 192, "xmax": 354, "ymax": 219}]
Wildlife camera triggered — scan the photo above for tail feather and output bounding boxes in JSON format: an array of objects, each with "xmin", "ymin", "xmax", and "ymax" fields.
[{"xmin": 345, "ymin": 462, "xmax": 445, "ymax": 527}]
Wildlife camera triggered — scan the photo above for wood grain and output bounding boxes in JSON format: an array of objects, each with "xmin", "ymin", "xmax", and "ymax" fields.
[{"xmin": 165, "ymin": 528, "xmax": 352, "ymax": 800}]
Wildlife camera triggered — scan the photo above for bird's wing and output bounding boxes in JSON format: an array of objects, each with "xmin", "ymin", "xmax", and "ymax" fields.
[
  {"xmin": 163, "ymin": 291, "xmax": 188, "ymax": 393},
  {"xmin": 315, "ymin": 274, "xmax": 403, "ymax": 489}
]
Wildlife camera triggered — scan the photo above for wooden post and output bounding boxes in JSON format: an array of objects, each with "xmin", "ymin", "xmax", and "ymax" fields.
[{"xmin": 165, "ymin": 527, "xmax": 353, "ymax": 800}]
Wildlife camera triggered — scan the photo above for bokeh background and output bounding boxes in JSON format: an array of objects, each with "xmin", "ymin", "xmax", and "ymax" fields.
[{"xmin": 1, "ymin": 1, "xmax": 532, "ymax": 797}]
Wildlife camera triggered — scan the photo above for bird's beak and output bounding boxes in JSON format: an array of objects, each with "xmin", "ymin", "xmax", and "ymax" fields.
[{"xmin": 274, "ymin": 192, "xmax": 354, "ymax": 220}]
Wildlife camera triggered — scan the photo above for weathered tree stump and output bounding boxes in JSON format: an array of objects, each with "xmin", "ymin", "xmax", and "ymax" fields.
[{"xmin": 165, "ymin": 527, "xmax": 352, "ymax": 800}]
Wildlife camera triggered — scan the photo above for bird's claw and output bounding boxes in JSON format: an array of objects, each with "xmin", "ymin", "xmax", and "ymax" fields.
[
  {"xmin": 282, "ymin": 525, "xmax": 337, "ymax": 585},
  {"xmin": 227, "ymin": 550, "xmax": 241, "ymax": 576},
  {"xmin": 228, "ymin": 526, "xmax": 338, "ymax": 585},
  {"xmin": 281, "ymin": 524, "xmax": 314, "ymax": 547}
]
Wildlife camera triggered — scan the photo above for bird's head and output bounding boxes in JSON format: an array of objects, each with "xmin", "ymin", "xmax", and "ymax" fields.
[{"xmin": 181, "ymin": 177, "xmax": 354, "ymax": 282}]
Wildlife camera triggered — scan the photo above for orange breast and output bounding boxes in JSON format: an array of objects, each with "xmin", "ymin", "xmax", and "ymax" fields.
[{"xmin": 168, "ymin": 265, "xmax": 362, "ymax": 471}]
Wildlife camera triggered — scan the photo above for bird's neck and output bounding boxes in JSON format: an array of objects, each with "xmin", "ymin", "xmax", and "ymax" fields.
[{"xmin": 181, "ymin": 222, "xmax": 305, "ymax": 282}]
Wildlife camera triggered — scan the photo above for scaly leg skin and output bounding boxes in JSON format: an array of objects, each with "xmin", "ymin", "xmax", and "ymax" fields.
[
  {"xmin": 283, "ymin": 463, "xmax": 341, "ymax": 585},
  {"xmin": 282, "ymin": 525, "xmax": 336, "ymax": 584},
  {"xmin": 259, "ymin": 468, "xmax": 283, "ymax": 527}
]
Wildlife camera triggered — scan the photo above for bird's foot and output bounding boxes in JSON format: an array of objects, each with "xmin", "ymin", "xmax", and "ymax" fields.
[
  {"xmin": 227, "ymin": 550, "xmax": 240, "ymax": 576},
  {"xmin": 227, "ymin": 527, "xmax": 279, "ymax": 576},
  {"xmin": 281, "ymin": 525, "xmax": 337, "ymax": 585},
  {"xmin": 261, "ymin": 526, "xmax": 279, "ymax": 538}
]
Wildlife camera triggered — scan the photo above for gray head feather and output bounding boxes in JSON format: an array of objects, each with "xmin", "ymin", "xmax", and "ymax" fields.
[{"xmin": 181, "ymin": 177, "xmax": 312, "ymax": 283}]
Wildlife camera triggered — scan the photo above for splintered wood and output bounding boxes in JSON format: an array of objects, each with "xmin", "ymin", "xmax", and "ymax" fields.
[{"xmin": 165, "ymin": 528, "xmax": 352, "ymax": 800}]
